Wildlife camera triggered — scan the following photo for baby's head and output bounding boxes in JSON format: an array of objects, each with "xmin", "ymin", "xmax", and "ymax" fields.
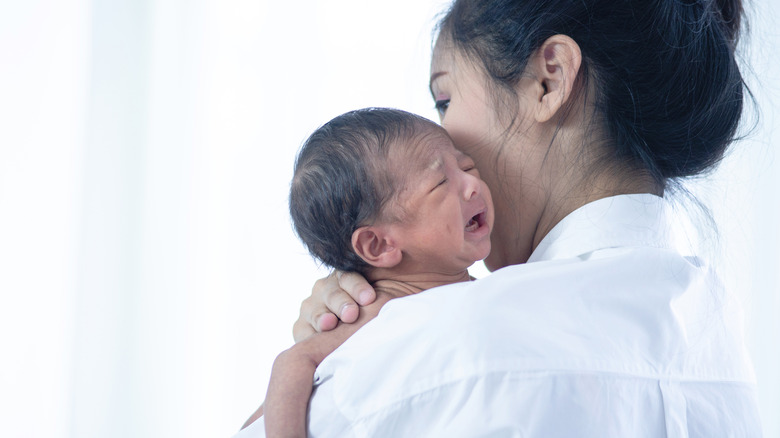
[{"xmin": 290, "ymin": 108, "xmax": 493, "ymax": 277}]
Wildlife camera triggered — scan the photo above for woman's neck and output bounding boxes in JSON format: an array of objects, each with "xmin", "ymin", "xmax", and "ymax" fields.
[
  {"xmin": 487, "ymin": 163, "xmax": 662, "ymax": 270},
  {"xmin": 533, "ymin": 170, "xmax": 662, "ymax": 255}
]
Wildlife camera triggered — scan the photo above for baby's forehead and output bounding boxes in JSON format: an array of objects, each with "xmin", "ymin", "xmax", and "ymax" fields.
[{"xmin": 388, "ymin": 129, "xmax": 458, "ymax": 172}]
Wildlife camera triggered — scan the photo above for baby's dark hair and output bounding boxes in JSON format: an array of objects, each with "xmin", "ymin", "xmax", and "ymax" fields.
[{"xmin": 290, "ymin": 108, "xmax": 442, "ymax": 275}]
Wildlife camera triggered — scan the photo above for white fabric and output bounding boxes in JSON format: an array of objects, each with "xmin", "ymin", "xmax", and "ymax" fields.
[{"xmin": 234, "ymin": 194, "xmax": 761, "ymax": 438}]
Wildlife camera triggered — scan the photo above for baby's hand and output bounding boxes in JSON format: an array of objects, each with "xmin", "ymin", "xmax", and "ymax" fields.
[{"xmin": 293, "ymin": 271, "xmax": 377, "ymax": 343}]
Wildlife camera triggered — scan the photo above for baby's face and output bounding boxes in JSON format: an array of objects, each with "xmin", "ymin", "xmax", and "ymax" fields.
[{"xmin": 383, "ymin": 130, "xmax": 494, "ymax": 273}]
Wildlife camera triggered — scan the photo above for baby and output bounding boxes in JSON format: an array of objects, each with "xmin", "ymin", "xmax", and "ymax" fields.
[{"xmin": 244, "ymin": 108, "xmax": 494, "ymax": 436}]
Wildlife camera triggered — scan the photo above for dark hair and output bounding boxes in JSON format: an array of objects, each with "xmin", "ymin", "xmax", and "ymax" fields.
[
  {"xmin": 290, "ymin": 108, "xmax": 442, "ymax": 274},
  {"xmin": 438, "ymin": 0, "xmax": 746, "ymax": 186}
]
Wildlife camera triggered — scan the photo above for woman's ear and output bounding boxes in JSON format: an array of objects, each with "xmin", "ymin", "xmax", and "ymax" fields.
[
  {"xmin": 526, "ymin": 34, "xmax": 582, "ymax": 123},
  {"xmin": 351, "ymin": 226, "xmax": 402, "ymax": 268}
]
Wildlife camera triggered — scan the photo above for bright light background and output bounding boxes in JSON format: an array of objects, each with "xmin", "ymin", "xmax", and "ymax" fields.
[{"xmin": 0, "ymin": 1, "xmax": 777, "ymax": 437}]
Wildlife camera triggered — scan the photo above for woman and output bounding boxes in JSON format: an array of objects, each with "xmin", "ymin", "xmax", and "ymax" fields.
[{"xmin": 281, "ymin": 0, "xmax": 761, "ymax": 436}]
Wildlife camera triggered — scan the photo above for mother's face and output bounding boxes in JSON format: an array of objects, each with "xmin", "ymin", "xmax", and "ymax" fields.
[{"xmin": 429, "ymin": 41, "xmax": 554, "ymax": 269}]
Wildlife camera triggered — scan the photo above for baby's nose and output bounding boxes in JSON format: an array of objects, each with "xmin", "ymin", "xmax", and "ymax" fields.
[{"xmin": 462, "ymin": 174, "xmax": 480, "ymax": 201}]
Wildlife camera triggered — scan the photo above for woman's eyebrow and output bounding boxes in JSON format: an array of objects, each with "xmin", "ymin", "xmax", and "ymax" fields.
[{"xmin": 455, "ymin": 151, "xmax": 473, "ymax": 163}]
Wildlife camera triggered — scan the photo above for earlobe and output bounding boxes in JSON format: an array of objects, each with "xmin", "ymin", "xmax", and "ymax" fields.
[
  {"xmin": 530, "ymin": 34, "xmax": 582, "ymax": 123},
  {"xmin": 351, "ymin": 226, "xmax": 403, "ymax": 268}
]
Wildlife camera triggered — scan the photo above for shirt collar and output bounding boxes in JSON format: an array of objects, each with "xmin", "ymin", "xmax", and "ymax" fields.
[{"xmin": 527, "ymin": 193, "xmax": 674, "ymax": 263}]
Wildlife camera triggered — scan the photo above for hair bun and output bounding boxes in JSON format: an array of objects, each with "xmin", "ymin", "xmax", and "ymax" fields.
[{"xmin": 714, "ymin": 0, "xmax": 743, "ymax": 44}]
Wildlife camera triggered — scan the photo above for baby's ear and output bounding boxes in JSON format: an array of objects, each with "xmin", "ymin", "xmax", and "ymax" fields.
[{"xmin": 351, "ymin": 226, "xmax": 402, "ymax": 268}]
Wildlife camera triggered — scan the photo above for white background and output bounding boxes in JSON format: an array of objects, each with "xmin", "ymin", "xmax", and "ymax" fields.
[{"xmin": 0, "ymin": 1, "xmax": 777, "ymax": 437}]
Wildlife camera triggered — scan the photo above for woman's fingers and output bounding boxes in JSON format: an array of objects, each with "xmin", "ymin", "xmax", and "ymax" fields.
[
  {"xmin": 298, "ymin": 292, "xmax": 337, "ymax": 331},
  {"xmin": 336, "ymin": 271, "xmax": 377, "ymax": 306},
  {"xmin": 320, "ymin": 275, "xmax": 361, "ymax": 323},
  {"xmin": 293, "ymin": 295, "xmax": 338, "ymax": 342},
  {"xmin": 292, "ymin": 271, "xmax": 376, "ymax": 343},
  {"xmin": 309, "ymin": 272, "xmax": 365, "ymax": 324},
  {"xmin": 292, "ymin": 317, "xmax": 316, "ymax": 343}
]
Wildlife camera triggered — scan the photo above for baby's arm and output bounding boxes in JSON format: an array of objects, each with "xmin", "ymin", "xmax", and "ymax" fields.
[{"xmin": 262, "ymin": 292, "xmax": 394, "ymax": 437}]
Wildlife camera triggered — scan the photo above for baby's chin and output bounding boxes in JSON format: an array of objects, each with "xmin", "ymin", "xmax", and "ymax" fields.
[
  {"xmin": 460, "ymin": 245, "xmax": 491, "ymax": 270},
  {"xmin": 476, "ymin": 239, "xmax": 492, "ymax": 261}
]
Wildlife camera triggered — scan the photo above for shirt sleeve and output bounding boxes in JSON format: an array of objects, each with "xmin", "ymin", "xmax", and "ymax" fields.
[{"xmin": 307, "ymin": 372, "xmax": 354, "ymax": 438}]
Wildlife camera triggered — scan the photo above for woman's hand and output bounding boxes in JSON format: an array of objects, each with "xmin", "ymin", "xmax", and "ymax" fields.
[{"xmin": 292, "ymin": 271, "xmax": 377, "ymax": 343}]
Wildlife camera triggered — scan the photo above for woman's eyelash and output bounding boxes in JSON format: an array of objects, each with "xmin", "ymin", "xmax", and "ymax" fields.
[{"xmin": 434, "ymin": 99, "xmax": 450, "ymax": 114}]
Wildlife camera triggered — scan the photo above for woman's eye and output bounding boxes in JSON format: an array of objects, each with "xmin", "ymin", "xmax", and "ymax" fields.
[
  {"xmin": 436, "ymin": 178, "xmax": 448, "ymax": 188},
  {"xmin": 461, "ymin": 161, "xmax": 478, "ymax": 175},
  {"xmin": 434, "ymin": 99, "xmax": 450, "ymax": 116}
]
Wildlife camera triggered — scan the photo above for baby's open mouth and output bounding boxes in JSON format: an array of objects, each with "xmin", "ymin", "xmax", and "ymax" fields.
[{"xmin": 465, "ymin": 210, "xmax": 487, "ymax": 232}]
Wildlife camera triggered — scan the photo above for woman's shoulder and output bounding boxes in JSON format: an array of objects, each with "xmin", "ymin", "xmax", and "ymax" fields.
[
  {"xmin": 361, "ymin": 246, "xmax": 749, "ymax": 377},
  {"xmin": 313, "ymin": 247, "xmax": 755, "ymax": 429},
  {"xmin": 321, "ymin": 240, "xmax": 753, "ymax": 376}
]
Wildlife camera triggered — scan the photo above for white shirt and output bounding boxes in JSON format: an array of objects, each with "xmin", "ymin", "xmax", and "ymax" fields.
[{"xmin": 235, "ymin": 194, "xmax": 761, "ymax": 437}]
